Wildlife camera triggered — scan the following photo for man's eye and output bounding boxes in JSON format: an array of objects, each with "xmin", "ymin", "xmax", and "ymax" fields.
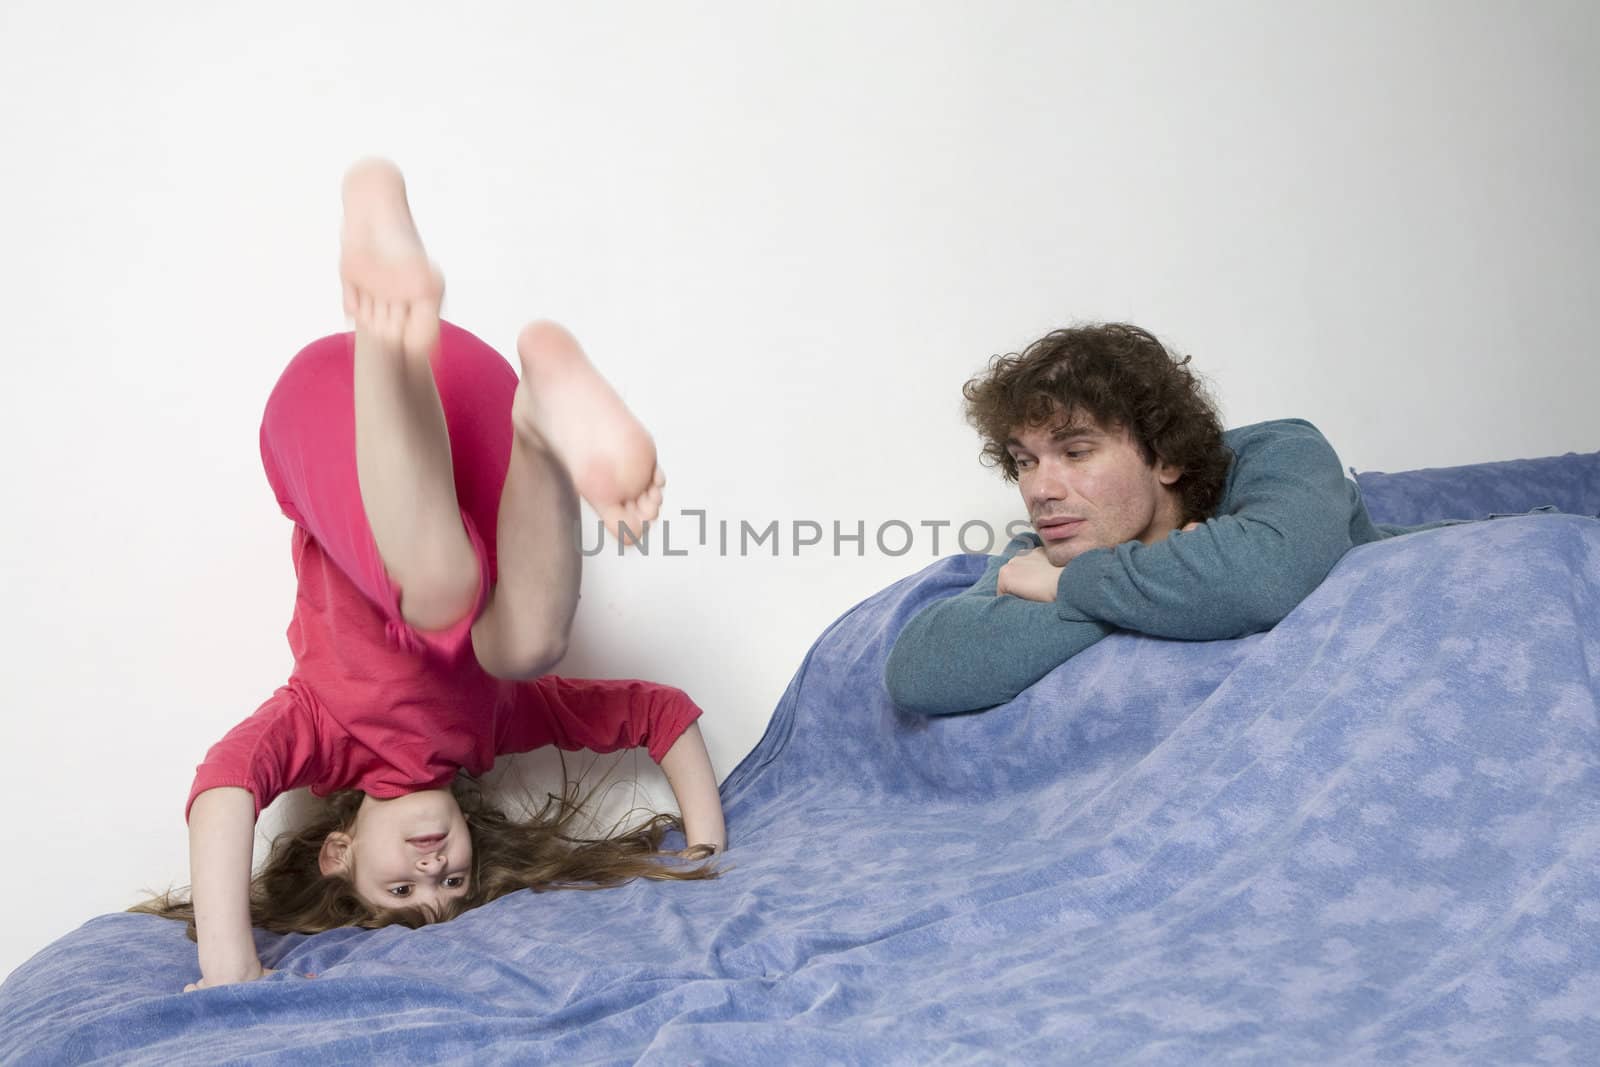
[
  {"xmin": 443, "ymin": 876, "xmax": 466, "ymax": 889},
  {"xmin": 1064, "ymin": 450, "xmax": 1089, "ymax": 459},
  {"xmin": 1013, "ymin": 457, "xmax": 1034, "ymax": 469},
  {"xmin": 389, "ymin": 885, "xmax": 413, "ymax": 898}
]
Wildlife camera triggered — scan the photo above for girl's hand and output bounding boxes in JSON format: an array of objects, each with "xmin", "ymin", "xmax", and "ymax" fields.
[
  {"xmin": 675, "ymin": 842, "xmax": 720, "ymax": 861},
  {"xmin": 184, "ymin": 965, "xmax": 277, "ymax": 992}
]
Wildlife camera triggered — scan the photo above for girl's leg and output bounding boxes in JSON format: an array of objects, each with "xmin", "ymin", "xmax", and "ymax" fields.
[
  {"xmin": 509, "ymin": 320, "xmax": 666, "ymax": 547},
  {"xmin": 467, "ymin": 406, "xmax": 581, "ymax": 679},
  {"xmin": 293, "ymin": 157, "xmax": 668, "ymax": 675},
  {"xmin": 469, "ymin": 322, "xmax": 665, "ymax": 679},
  {"xmin": 261, "ymin": 324, "xmax": 511, "ymax": 664},
  {"xmin": 341, "ymin": 160, "xmax": 480, "ymax": 630}
]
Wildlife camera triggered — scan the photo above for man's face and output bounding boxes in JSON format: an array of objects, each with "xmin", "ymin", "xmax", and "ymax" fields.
[{"xmin": 1006, "ymin": 417, "xmax": 1184, "ymax": 566}]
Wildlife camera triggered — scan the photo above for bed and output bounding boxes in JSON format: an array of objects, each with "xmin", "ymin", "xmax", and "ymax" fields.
[{"xmin": 4, "ymin": 450, "xmax": 1598, "ymax": 1064}]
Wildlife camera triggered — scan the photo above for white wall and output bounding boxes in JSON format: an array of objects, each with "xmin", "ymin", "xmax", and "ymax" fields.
[{"xmin": 2, "ymin": 1, "xmax": 1595, "ymax": 982}]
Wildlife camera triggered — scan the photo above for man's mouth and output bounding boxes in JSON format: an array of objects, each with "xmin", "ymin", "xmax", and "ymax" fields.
[
  {"xmin": 408, "ymin": 834, "xmax": 447, "ymax": 853},
  {"xmin": 1035, "ymin": 517, "xmax": 1086, "ymax": 542}
]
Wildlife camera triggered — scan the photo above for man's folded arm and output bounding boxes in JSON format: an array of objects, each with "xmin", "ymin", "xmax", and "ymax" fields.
[
  {"xmin": 885, "ymin": 549, "xmax": 1113, "ymax": 716},
  {"xmin": 1055, "ymin": 419, "xmax": 1357, "ymax": 640}
]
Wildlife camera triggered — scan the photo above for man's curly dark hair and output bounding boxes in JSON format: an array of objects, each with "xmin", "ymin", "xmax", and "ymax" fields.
[{"xmin": 962, "ymin": 323, "xmax": 1231, "ymax": 523}]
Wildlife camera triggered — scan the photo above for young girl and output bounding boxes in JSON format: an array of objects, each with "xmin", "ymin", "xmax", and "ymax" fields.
[{"xmin": 148, "ymin": 159, "xmax": 726, "ymax": 991}]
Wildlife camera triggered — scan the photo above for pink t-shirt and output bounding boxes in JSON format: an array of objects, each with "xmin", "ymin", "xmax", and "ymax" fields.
[{"xmin": 187, "ymin": 526, "xmax": 700, "ymax": 819}]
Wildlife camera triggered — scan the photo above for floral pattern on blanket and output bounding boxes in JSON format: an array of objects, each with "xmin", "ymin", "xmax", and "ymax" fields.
[{"xmin": 2, "ymin": 515, "xmax": 1597, "ymax": 1064}]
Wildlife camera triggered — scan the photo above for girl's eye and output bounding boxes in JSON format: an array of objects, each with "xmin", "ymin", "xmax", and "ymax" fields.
[
  {"xmin": 1065, "ymin": 450, "xmax": 1089, "ymax": 459},
  {"xmin": 443, "ymin": 876, "xmax": 465, "ymax": 889},
  {"xmin": 389, "ymin": 885, "xmax": 413, "ymax": 898}
]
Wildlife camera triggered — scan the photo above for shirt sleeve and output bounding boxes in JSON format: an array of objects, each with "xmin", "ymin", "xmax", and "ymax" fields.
[
  {"xmin": 1054, "ymin": 419, "xmax": 1359, "ymax": 640},
  {"xmin": 501, "ymin": 676, "xmax": 704, "ymax": 764},
  {"xmin": 884, "ymin": 535, "xmax": 1115, "ymax": 716},
  {"xmin": 186, "ymin": 687, "xmax": 325, "ymax": 821}
]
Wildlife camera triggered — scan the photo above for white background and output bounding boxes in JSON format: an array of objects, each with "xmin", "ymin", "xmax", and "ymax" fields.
[{"xmin": 1, "ymin": 1, "xmax": 1595, "ymax": 983}]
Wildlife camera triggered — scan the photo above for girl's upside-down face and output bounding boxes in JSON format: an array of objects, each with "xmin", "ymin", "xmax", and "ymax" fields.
[{"xmin": 319, "ymin": 788, "xmax": 473, "ymax": 912}]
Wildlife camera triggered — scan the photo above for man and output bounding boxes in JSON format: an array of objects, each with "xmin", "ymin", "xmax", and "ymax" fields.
[{"xmin": 885, "ymin": 322, "xmax": 1414, "ymax": 716}]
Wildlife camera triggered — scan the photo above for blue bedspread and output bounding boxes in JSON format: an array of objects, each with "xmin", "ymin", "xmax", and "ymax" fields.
[
  {"xmin": 1354, "ymin": 448, "xmax": 1600, "ymax": 528},
  {"xmin": 5, "ymin": 513, "xmax": 1599, "ymax": 1063}
]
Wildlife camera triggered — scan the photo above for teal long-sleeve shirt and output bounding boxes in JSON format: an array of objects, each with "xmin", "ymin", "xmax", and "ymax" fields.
[{"xmin": 884, "ymin": 419, "xmax": 1410, "ymax": 716}]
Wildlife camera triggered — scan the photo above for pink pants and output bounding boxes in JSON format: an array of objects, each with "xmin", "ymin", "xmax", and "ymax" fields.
[{"xmin": 259, "ymin": 321, "xmax": 519, "ymax": 658}]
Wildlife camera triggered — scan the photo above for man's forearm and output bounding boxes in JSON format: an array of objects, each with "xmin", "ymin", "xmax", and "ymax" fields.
[
  {"xmin": 885, "ymin": 591, "xmax": 1112, "ymax": 716},
  {"xmin": 1054, "ymin": 421, "xmax": 1361, "ymax": 639},
  {"xmin": 1055, "ymin": 514, "xmax": 1346, "ymax": 639}
]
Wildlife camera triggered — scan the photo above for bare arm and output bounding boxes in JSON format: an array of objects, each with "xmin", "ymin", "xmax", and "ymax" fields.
[
  {"xmin": 658, "ymin": 722, "xmax": 726, "ymax": 853},
  {"xmin": 186, "ymin": 787, "xmax": 271, "ymax": 990}
]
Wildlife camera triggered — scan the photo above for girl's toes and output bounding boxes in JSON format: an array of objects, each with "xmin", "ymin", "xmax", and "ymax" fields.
[
  {"xmin": 373, "ymin": 301, "xmax": 395, "ymax": 343},
  {"xmin": 402, "ymin": 299, "xmax": 441, "ymax": 360},
  {"xmin": 622, "ymin": 506, "xmax": 649, "ymax": 547},
  {"xmin": 385, "ymin": 302, "xmax": 408, "ymax": 346}
]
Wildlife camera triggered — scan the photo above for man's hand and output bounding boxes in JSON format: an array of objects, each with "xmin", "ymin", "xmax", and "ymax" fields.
[{"xmin": 996, "ymin": 547, "xmax": 1065, "ymax": 603}]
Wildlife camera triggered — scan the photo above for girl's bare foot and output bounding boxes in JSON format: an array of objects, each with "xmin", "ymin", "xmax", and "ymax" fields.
[
  {"xmin": 513, "ymin": 320, "xmax": 665, "ymax": 546},
  {"xmin": 339, "ymin": 159, "xmax": 444, "ymax": 359}
]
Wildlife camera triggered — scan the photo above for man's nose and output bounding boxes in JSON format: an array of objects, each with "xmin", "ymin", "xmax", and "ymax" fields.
[{"xmin": 1029, "ymin": 458, "xmax": 1072, "ymax": 504}]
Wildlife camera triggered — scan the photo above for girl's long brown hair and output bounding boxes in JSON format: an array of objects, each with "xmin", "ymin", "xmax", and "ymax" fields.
[{"xmin": 131, "ymin": 776, "xmax": 717, "ymax": 939}]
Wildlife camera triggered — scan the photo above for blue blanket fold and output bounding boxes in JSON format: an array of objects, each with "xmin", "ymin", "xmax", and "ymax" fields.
[
  {"xmin": 4, "ymin": 514, "xmax": 1598, "ymax": 1064},
  {"xmin": 1354, "ymin": 448, "xmax": 1600, "ymax": 527}
]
